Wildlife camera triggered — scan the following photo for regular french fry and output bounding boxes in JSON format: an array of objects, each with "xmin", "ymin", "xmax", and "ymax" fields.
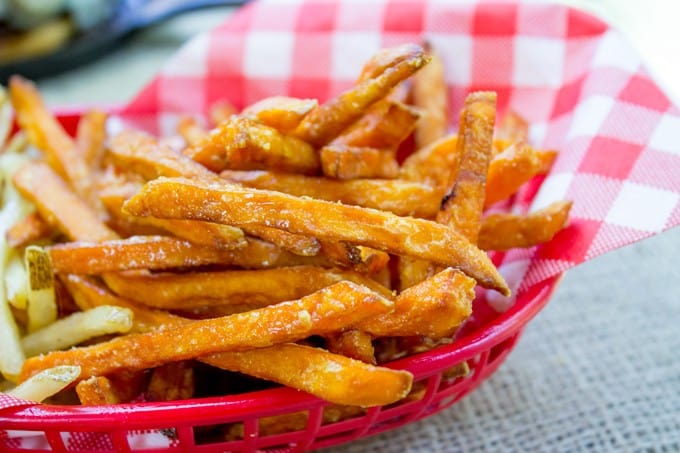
[
  {"xmin": 76, "ymin": 110, "xmax": 108, "ymax": 168},
  {"xmin": 104, "ymin": 266, "xmax": 391, "ymax": 309},
  {"xmin": 5, "ymin": 252, "xmax": 28, "ymax": 310},
  {"xmin": 222, "ymin": 170, "xmax": 440, "ymax": 218},
  {"xmin": 412, "ymin": 43, "xmax": 448, "ymax": 148},
  {"xmin": 21, "ymin": 305, "xmax": 133, "ymax": 357},
  {"xmin": 242, "ymin": 96, "xmax": 318, "ymax": 133},
  {"xmin": 6, "ymin": 212, "xmax": 53, "ymax": 248},
  {"xmin": 7, "ymin": 365, "xmax": 80, "ymax": 402},
  {"xmin": 20, "ymin": 281, "xmax": 394, "ymax": 381},
  {"xmin": 123, "ymin": 177, "xmax": 509, "ymax": 294},
  {"xmin": 478, "ymin": 200, "xmax": 572, "ymax": 251},
  {"xmin": 24, "ymin": 245, "xmax": 57, "ymax": 332},
  {"xmin": 320, "ymin": 145, "xmax": 399, "ymax": 179}
]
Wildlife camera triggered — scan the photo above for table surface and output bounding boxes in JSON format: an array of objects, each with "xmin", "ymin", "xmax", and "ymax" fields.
[{"xmin": 25, "ymin": 1, "xmax": 680, "ymax": 451}]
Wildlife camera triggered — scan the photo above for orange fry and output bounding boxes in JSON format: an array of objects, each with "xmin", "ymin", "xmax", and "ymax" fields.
[
  {"xmin": 177, "ymin": 116, "xmax": 207, "ymax": 146},
  {"xmin": 240, "ymin": 224, "xmax": 320, "ymax": 257},
  {"xmin": 437, "ymin": 92, "xmax": 497, "ymax": 242},
  {"xmin": 185, "ymin": 116, "xmax": 320, "ymax": 174},
  {"xmin": 76, "ymin": 110, "xmax": 107, "ymax": 169},
  {"xmin": 478, "ymin": 200, "xmax": 572, "ymax": 251},
  {"xmin": 209, "ymin": 100, "xmax": 237, "ymax": 126},
  {"xmin": 320, "ymin": 145, "xmax": 399, "ymax": 179},
  {"xmin": 75, "ymin": 372, "xmax": 146, "ymax": 405},
  {"xmin": 146, "ymin": 361, "xmax": 194, "ymax": 402},
  {"xmin": 396, "ymin": 256, "xmax": 435, "ymax": 291},
  {"xmin": 319, "ymin": 241, "xmax": 390, "ymax": 275},
  {"xmin": 242, "ymin": 96, "xmax": 318, "ymax": 133},
  {"xmin": 6, "ymin": 212, "xmax": 53, "ymax": 248},
  {"xmin": 20, "ymin": 281, "xmax": 394, "ymax": 381},
  {"xmin": 294, "ymin": 44, "xmax": 429, "ymax": 146},
  {"xmin": 399, "ymin": 134, "xmax": 459, "ymax": 188},
  {"xmin": 412, "ymin": 43, "xmax": 448, "ymax": 148},
  {"xmin": 123, "ymin": 177, "xmax": 509, "ymax": 294},
  {"xmin": 325, "ymin": 329, "xmax": 376, "ymax": 364}
]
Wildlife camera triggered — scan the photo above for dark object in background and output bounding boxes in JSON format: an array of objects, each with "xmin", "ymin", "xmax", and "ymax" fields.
[{"xmin": 0, "ymin": 0, "xmax": 248, "ymax": 83}]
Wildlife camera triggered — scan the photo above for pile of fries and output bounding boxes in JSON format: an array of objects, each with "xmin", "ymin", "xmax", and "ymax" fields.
[{"xmin": 0, "ymin": 43, "xmax": 570, "ymax": 434}]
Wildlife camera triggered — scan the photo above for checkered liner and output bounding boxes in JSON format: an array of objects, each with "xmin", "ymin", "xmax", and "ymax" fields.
[{"xmin": 2, "ymin": 0, "xmax": 679, "ymax": 449}]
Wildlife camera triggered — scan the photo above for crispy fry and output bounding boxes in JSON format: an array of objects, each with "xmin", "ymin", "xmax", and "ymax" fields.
[
  {"xmin": 318, "ymin": 241, "xmax": 390, "ymax": 275},
  {"xmin": 331, "ymin": 100, "xmax": 420, "ymax": 150},
  {"xmin": 240, "ymin": 225, "xmax": 320, "ymax": 257},
  {"xmin": 478, "ymin": 201, "xmax": 572, "ymax": 251},
  {"xmin": 147, "ymin": 361, "xmax": 194, "ymax": 402},
  {"xmin": 13, "ymin": 162, "xmax": 118, "ymax": 242},
  {"xmin": 222, "ymin": 170, "xmax": 440, "ymax": 218},
  {"xmin": 76, "ymin": 110, "xmax": 108, "ymax": 168},
  {"xmin": 412, "ymin": 43, "xmax": 448, "ymax": 148},
  {"xmin": 320, "ymin": 145, "xmax": 399, "ymax": 179},
  {"xmin": 294, "ymin": 44, "xmax": 429, "ymax": 146},
  {"xmin": 437, "ymin": 92, "xmax": 497, "ymax": 242},
  {"xmin": 177, "ymin": 116, "xmax": 207, "ymax": 146},
  {"xmin": 242, "ymin": 96, "xmax": 318, "ymax": 133},
  {"xmin": 399, "ymin": 134, "xmax": 459, "ymax": 187},
  {"xmin": 357, "ymin": 44, "xmax": 425, "ymax": 82},
  {"xmin": 6, "ymin": 212, "xmax": 53, "ymax": 248},
  {"xmin": 497, "ymin": 110, "xmax": 529, "ymax": 143},
  {"xmin": 396, "ymin": 256, "xmax": 436, "ymax": 291},
  {"xmin": 209, "ymin": 100, "xmax": 237, "ymax": 126},
  {"xmin": 76, "ymin": 376, "xmax": 121, "ymax": 405},
  {"xmin": 8, "ymin": 365, "xmax": 80, "ymax": 402},
  {"xmin": 485, "ymin": 143, "xmax": 557, "ymax": 207},
  {"xmin": 185, "ymin": 116, "xmax": 320, "ymax": 174},
  {"xmin": 20, "ymin": 281, "xmax": 394, "ymax": 381},
  {"xmin": 325, "ymin": 329, "xmax": 376, "ymax": 364},
  {"xmin": 123, "ymin": 177, "xmax": 509, "ymax": 294}
]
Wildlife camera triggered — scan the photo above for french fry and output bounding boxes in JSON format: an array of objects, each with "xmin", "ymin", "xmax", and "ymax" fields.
[
  {"xmin": 331, "ymin": 100, "xmax": 420, "ymax": 150},
  {"xmin": 5, "ymin": 252, "xmax": 28, "ymax": 310},
  {"xmin": 412, "ymin": 43, "xmax": 448, "ymax": 148},
  {"xmin": 2, "ymin": 131, "xmax": 28, "ymax": 154},
  {"xmin": 209, "ymin": 100, "xmax": 237, "ymax": 126},
  {"xmin": 478, "ymin": 200, "xmax": 572, "ymax": 251},
  {"xmin": 294, "ymin": 44, "xmax": 430, "ymax": 146},
  {"xmin": 7, "ymin": 365, "xmax": 80, "ymax": 402},
  {"xmin": 485, "ymin": 142, "xmax": 557, "ymax": 207},
  {"xmin": 63, "ymin": 275, "xmax": 412, "ymax": 407},
  {"xmin": 185, "ymin": 116, "xmax": 320, "ymax": 174},
  {"xmin": 497, "ymin": 110, "xmax": 529, "ymax": 144},
  {"xmin": 24, "ymin": 245, "xmax": 57, "ymax": 332},
  {"xmin": 76, "ymin": 376, "xmax": 121, "ymax": 405},
  {"xmin": 399, "ymin": 134, "xmax": 459, "ymax": 187},
  {"xmin": 76, "ymin": 110, "xmax": 108, "ymax": 169},
  {"xmin": 13, "ymin": 162, "xmax": 118, "ymax": 242},
  {"xmin": 240, "ymin": 225, "xmax": 321, "ymax": 257},
  {"xmin": 21, "ymin": 305, "xmax": 133, "ymax": 357},
  {"xmin": 6, "ymin": 212, "xmax": 54, "ymax": 248},
  {"xmin": 325, "ymin": 329, "xmax": 376, "ymax": 364},
  {"xmin": 222, "ymin": 170, "xmax": 440, "ymax": 218},
  {"xmin": 242, "ymin": 96, "xmax": 318, "ymax": 133},
  {"xmin": 437, "ymin": 92, "xmax": 497, "ymax": 243},
  {"xmin": 123, "ymin": 177, "xmax": 509, "ymax": 294},
  {"xmin": 0, "ymin": 265, "xmax": 25, "ymax": 380},
  {"xmin": 20, "ymin": 281, "xmax": 394, "ymax": 381},
  {"xmin": 396, "ymin": 255, "xmax": 436, "ymax": 291},
  {"xmin": 177, "ymin": 116, "xmax": 207, "ymax": 146},
  {"xmin": 103, "ymin": 266, "xmax": 391, "ymax": 309},
  {"xmin": 0, "ymin": 86, "xmax": 11, "ymax": 147},
  {"xmin": 146, "ymin": 361, "xmax": 194, "ymax": 402},
  {"xmin": 319, "ymin": 241, "xmax": 390, "ymax": 275},
  {"xmin": 320, "ymin": 145, "xmax": 399, "ymax": 179}
]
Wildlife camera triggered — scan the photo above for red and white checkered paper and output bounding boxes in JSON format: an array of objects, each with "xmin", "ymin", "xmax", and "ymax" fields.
[{"xmin": 3, "ymin": 0, "xmax": 680, "ymax": 448}]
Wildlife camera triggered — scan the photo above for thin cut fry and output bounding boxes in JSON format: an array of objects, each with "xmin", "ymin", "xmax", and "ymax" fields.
[
  {"xmin": 240, "ymin": 225, "xmax": 321, "ymax": 257},
  {"xmin": 437, "ymin": 92, "xmax": 497, "ymax": 243},
  {"xmin": 76, "ymin": 110, "xmax": 108, "ymax": 168},
  {"xmin": 399, "ymin": 134, "xmax": 459, "ymax": 187},
  {"xmin": 320, "ymin": 145, "xmax": 399, "ymax": 179},
  {"xmin": 21, "ymin": 305, "xmax": 133, "ymax": 357},
  {"xmin": 25, "ymin": 245, "xmax": 57, "ymax": 332},
  {"xmin": 325, "ymin": 330, "xmax": 376, "ymax": 364},
  {"xmin": 6, "ymin": 212, "xmax": 53, "ymax": 248},
  {"xmin": 478, "ymin": 200, "xmax": 572, "ymax": 251},
  {"xmin": 177, "ymin": 116, "xmax": 207, "ymax": 146},
  {"xmin": 294, "ymin": 44, "xmax": 429, "ymax": 146},
  {"xmin": 20, "ymin": 281, "xmax": 394, "ymax": 381},
  {"xmin": 123, "ymin": 177, "xmax": 509, "ymax": 294},
  {"xmin": 319, "ymin": 241, "xmax": 390, "ymax": 275},
  {"xmin": 242, "ymin": 96, "xmax": 318, "ymax": 133},
  {"xmin": 7, "ymin": 365, "xmax": 80, "ymax": 402},
  {"xmin": 146, "ymin": 361, "xmax": 194, "ymax": 402},
  {"xmin": 412, "ymin": 43, "xmax": 448, "ymax": 148}
]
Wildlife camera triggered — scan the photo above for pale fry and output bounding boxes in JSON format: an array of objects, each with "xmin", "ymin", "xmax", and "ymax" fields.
[
  {"xmin": 25, "ymin": 245, "xmax": 57, "ymax": 332},
  {"xmin": 320, "ymin": 145, "xmax": 399, "ymax": 179},
  {"xmin": 242, "ymin": 96, "xmax": 318, "ymax": 133},
  {"xmin": 6, "ymin": 212, "xmax": 53, "ymax": 248},
  {"xmin": 5, "ymin": 252, "xmax": 28, "ymax": 310},
  {"xmin": 222, "ymin": 170, "xmax": 441, "ymax": 218},
  {"xmin": 294, "ymin": 44, "xmax": 429, "ymax": 146},
  {"xmin": 437, "ymin": 92, "xmax": 497, "ymax": 243},
  {"xmin": 399, "ymin": 134, "xmax": 459, "ymax": 187},
  {"xmin": 76, "ymin": 110, "xmax": 108, "ymax": 168},
  {"xmin": 20, "ymin": 281, "xmax": 394, "ymax": 381},
  {"xmin": 478, "ymin": 201, "xmax": 572, "ymax": 251},
  {"xmin": 123, "ymin": 177, "xmax": 509, "ymax": 294},
  {"xmin": 7, "ymin": 365, "xmax": 80, "ymax": 402},
  {"xmin": 412, "ymin": 43, "xmax": 448, "ymax": 148}
]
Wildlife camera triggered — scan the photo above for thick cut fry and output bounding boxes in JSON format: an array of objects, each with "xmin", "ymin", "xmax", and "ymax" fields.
[
  {"xmin": 399, "ymin": 134, "xmax": 459, "ymax": 187},
  {"xmin": 320, "ymin": 145, "xmax": 399, "ymax": 179},
  {"xmin": 64, "ymin": 275, "xmax": 411, "ymax": 406},
  {"xmin": 325, "ymin": 330, "xmax": 376, "ymax": 364},
  {"xmin": 222, "ymin": 170, "xmax": 440, "ymax": 218},
  {"xmin": 21, "ymin": 305, "xmax": 133, "ymax": 357},
  {"xmin": 20, "ymin": 281, "xmax": 394, "ymax": 381},
  {"xmin": 358, "ymin": 268, "xmax": 474, "ymax": 338},
  {"xmin": 331, "ymin": 101, "xmax": 420, "ymax": 150},
  {"xmin": 25, "ymin": 245, "xmax": 57, "ymax": 332},
  {"xmin": 294, "ymin": 44, "xmax": 429, "ymax": 146},
  {"xmin": 185, "ymin": 116, "xmax": 320, "ymax": 174},
  {"xmin": 437, "ymin": 92, "xmax": 497, "ymax": 242},
  {"xmin": 412, "ymin": 43, "xmax": 448, "ymax": 148},
  {"xmin": 209, "ymin": 100, "xmax": 237, "ymax": 126},
  {"xmin": 13, "ymin": 162, "xmax": 118, "ymax": 242},
  {"xmin": 76, "ymin": 110, "xmax": 108, "ymax": 168},
  {"xmin": 242, "ymin": 96, "xmax": 318, "ymax": 133},
  {"xmin": 147, "ymin": 361, "xmax": 194, "ymax": 402},
  {"xmin": 240, "ymin": 225, "xmax": 320, "ymax": 257},
  {"xmin": 485, "ymin": 142, "xmax": 557, "ymax": 207},
  {"xmin": 8, "ymin": 365, "xmax": 80, "ymax": 402},
  {"xmin": 177, "ymin": 116, "xmax": 207, "ymax": 146},
  {"xmin": 123, "ymin": 177, "xmax": 509, "ymax": 294},
  {"xmin": 478, "ymin": 201, "xmax": 572, "ymax": 251},
  {"xmin": 104, "ymin": 266, "xmax": 392, "ymax": 309},
  {"xmin": 5, "ymin": 253, "xmax": 28, "ymax": 310},
  {"xmin": 6, "ymin": 212, "xmax": 53, "ymax": 248}
]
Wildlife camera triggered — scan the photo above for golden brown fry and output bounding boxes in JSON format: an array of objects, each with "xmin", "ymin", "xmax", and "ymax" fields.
[
  {"xmin": 399, "ymin": 134, "xmax": 459, "ymax": 187},
  {"xmin": 478, "ymin": 201, "xmax": 572, "ymax": 251},
  {"xmin": 437, "ymin": 92, "xmax": 497, "ymax": 242},
  {"xmin": 123, "ymin": 177, "xmax": 509, "ymax": 294},
  {"xmin": 209, "ymin": 100, "xmax": 237, "ymax": 126},
  {"xmin": 76, "ymin": 110, "xmax": 108, "ymax": 169},
  {"xmin": 497, "ymin": 110, "xmax": 529, "ymax": 143},
  {"xmin": 147, "ymin": 361, "xmax": 194, "ymax": 402},
  {"xmin": 320, "ymin": 145, "xmax": 399, "ymax": 179},
  {"xmin": 412, "ymin": 43, "xmax": 448, "ymax": 148},
  {"xmin": 331, "ymin": 101, "xmax": 420, "ymax": 150},
  {"xmin": 239, "ymin": 224, "xmax": 320, "ymax": 257},
  {"xmin": 319, "ymin": 241, "xmax": 390, "ymax": 275},
  {"xmin": 325, "ymin": 329, "xmax": 376, "ymax": 364},
  {"xmin": 177, "ymin": 116, "xmax": 207, "ymax": 147},
  {"xmin": 185, "ymin": 116, "xmax": 320, "ymax": 174},
  {"xmin": 485, "ymin": 142, "xmax": 556, "ymax": 207},
  {"xmin": 357, "ymin": 44, "xmax": 425, "ymax": 82},
  {"xmin": 75, "ymin": 372, "xmax": 147, "ymax": 405},
  {"xmin": 13, "ymin": 162, "xmax": 118, "ymax": 242},
  {"xmin": 6, "ymin": 212, "xmax": 53, "ymax": 248},
  {"xmin": 20, "ymin": 281, "xmax": 394, "ymax": 381},
  {"xmin": 396, "ymin": 256, "xmax": 436, "ymax": 291},
  {"xmin": 242, "ymin": 96, "xmax": 318, "ymax": 133},
  {"xmin": 222, "ymin": 170, "xmax": 440, "ymax": 218},
  {"xmin": 294, "ymin": 44, "xmax": 429, "ymax": 146},
  {"xmin": 103, "ymin": 266, "xmax": 392, "ymax": 309},
  {"xmin": 358, "ymin": 268, "xmax": 474, "ymax": 338}
]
